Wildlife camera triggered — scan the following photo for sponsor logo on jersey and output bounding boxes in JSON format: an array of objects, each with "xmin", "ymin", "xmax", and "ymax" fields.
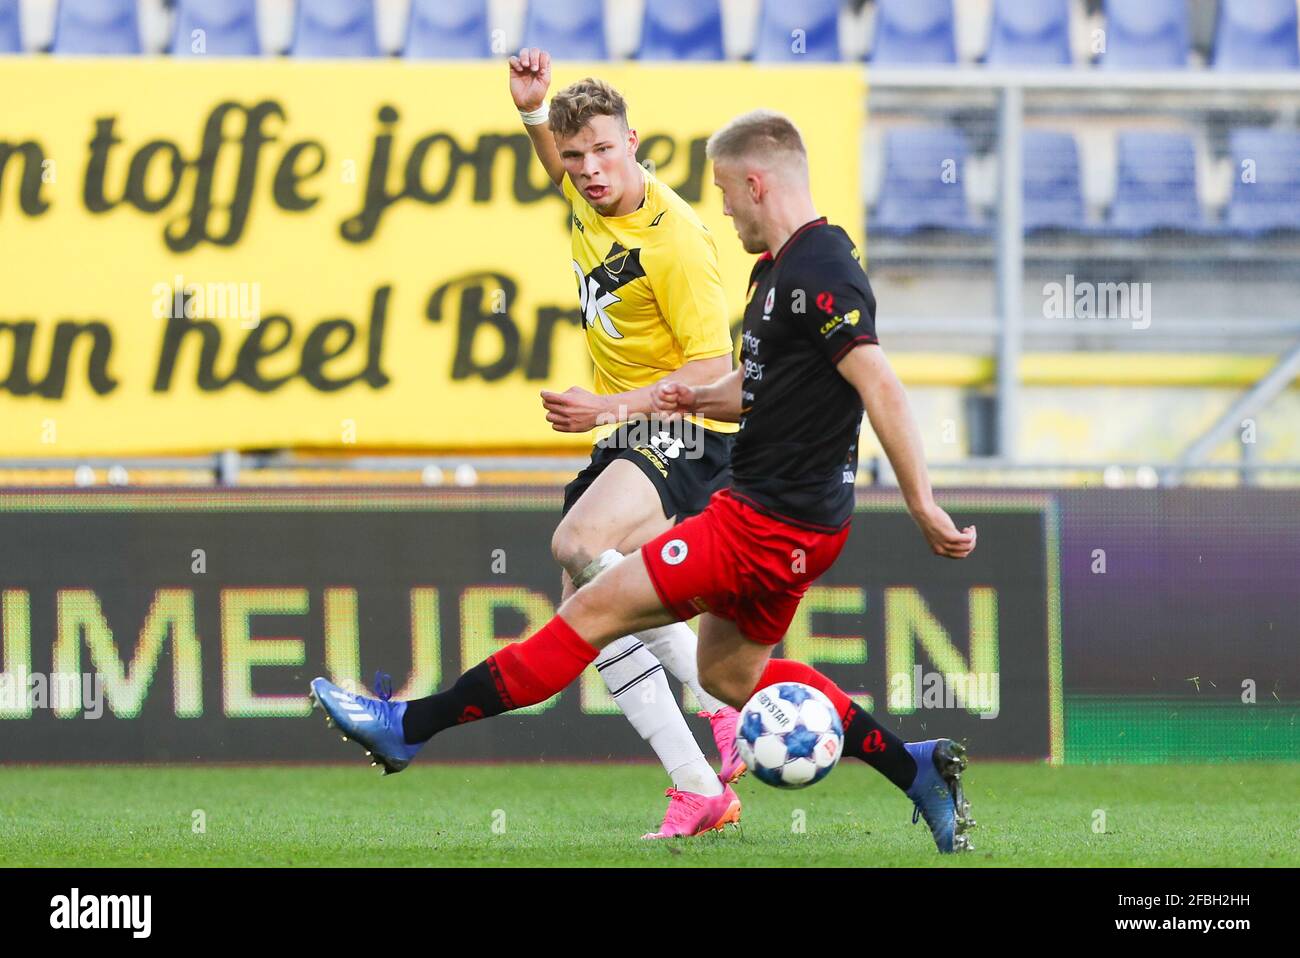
[
  {"xmin": 762, "ymin": 287, "xmax": 775, "ymax": 320},
  {"xmin": 634, "ymin": 445, "xmax": 669, "ymax": 477},
  {"xmin": 572, "ymin": 241, "xmax": 647, "ymax": 340},
  {"xmin": 818, "ymin": 308, "xmax": 861, "ymax": 337}
]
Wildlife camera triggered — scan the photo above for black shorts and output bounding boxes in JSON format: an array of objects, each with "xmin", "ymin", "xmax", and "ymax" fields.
[{"xmin": 561, "ymin": 418, "xmax": 735, "ymax": 522}]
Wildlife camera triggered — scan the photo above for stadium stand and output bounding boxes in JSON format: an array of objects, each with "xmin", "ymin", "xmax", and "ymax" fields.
[
  {"xmin": 1212, "ymin": 0, "xmax": 1300, "ymax": 70},
  {"xmin": 1226, "ymin": 128, "xmax": 1300, "ymax": 233},
  {"xmin": 52, "ymin": 0, "xmax": 141, "ymax": 54},
  {"xmin": 171, "ymin": 0, "xmax": 260, "ymax": 57},
  {"xmin": 871, "ymin": 126, "xmax": 978, "ymax": 233},
  {"xmin": 870, "ymin": 0, "xmax": 958, "ymax": 65},
  {"xmin": 290, "ymin": 0, "xmax": 379, "ymax": 58},
  {"xmin": 1099, "ymin": 0, "xmax": 1191, "ymax": 69},
  {"xmin": 521, "ymin": 0, "xmax": 607, "ymax": 60},
  {"xmin": 638, "ymin": 0, "xmax": 725, "ymax": 61},
  {"xmin": 0, "ymin": 0, "xmax": 19, "ymax": 52},
  {"xmin": 404, "ymin": 0, "xmax": 490, "ymax": 59},
  {"xmin": 984, "ymin": 0, "xmax": 1073, "ymax": 66},
  {"xmin": 1023, "ymin": 129, "xmax": 1086, "ymax": 232},
  {"xmin": 752, "ymin": 0, "xmax": 841, "ymax": 62},
  {"xmin": 6, "ymin": 0, "xmax": 1300, "ymax": 484},
  {"xmin": 1107, "ymin": 131, "xmax": 1204, "ymax": 233}
]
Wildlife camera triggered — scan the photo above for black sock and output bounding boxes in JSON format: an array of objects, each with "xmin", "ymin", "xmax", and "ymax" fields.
[
  {"xmin": 842, "ymin": 704, "xmax": 918, "ymax": 791},
  {"xmin": 401, "ymin": 660, "xmax": 509, "ymax": 745}
]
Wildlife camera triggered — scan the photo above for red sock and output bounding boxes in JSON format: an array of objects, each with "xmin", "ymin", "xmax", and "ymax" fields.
[
  {"xmin": 753, "ymin": 659, "xmax": 854, "ymax": 723},
  {"xmin": 491, "ymin": 615, "xmax": 599, "ymax": 709}
]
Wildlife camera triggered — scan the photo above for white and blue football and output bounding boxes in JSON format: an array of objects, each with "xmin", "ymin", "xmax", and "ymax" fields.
[{"xmin": 735, "ymin": 683, "xmax": 844, "ymax": 789}]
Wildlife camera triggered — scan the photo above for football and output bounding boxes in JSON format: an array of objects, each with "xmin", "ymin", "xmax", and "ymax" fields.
[{"xmin": 735, "ymin": 683, "xmax": 845, "ymax": 788}]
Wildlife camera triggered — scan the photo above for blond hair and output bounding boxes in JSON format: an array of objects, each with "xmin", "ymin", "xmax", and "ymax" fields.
[
  {"xmin": 706, "ymin": 109, "xmax": 807, "ymax": 168},
  {"xmin": 549, "ymin": 78, "xmax": 629, "ymax": 139}
]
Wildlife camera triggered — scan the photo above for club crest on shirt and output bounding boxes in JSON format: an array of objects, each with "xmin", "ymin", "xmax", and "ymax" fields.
[{"xmin": 661, "ymin": 539, "xmax": 689, "ymax": 565}]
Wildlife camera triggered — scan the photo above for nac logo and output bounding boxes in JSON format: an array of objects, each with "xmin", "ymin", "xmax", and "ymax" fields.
[
  {"xmin": 572, "ymin": 260, "xmax": 623, "ymax": 339},
  {"xmin": 661, "ymin": 539, "xmax": 689, "ymax": 565}
]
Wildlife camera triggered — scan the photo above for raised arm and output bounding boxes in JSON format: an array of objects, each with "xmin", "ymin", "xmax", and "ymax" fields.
[
  {"xmin": 835, "ymin": 344, "xmax": 977, "ymax": 559},
  {"xmin": 508, "ymin": 47, "xmax": 565, "ymax": 188}
]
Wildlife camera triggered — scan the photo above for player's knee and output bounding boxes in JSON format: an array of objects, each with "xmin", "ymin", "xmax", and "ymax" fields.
[
  {"xmin": 699, "ymin": 665, "xmax": 749, "ymax": 709},
  {"xmin": 550, "ymin": 523, "xmax": 594, "ymax": 577},
  {"xmin": 558, "ymin": 576, "xmax": 615, "ymax": 637}
]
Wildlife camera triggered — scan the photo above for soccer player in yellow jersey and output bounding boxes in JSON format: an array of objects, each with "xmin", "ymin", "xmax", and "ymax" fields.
[{"xmin": 504, "ymin": 48, "xmax": 744, "ymax": 838}]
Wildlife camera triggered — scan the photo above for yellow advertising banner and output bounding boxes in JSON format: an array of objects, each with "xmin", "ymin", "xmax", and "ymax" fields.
[{"xmin": 0, "ymin": 60, "xmax": 862, "ymax": 455}]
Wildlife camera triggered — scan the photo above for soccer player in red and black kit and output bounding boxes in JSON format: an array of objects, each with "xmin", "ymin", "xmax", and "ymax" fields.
[{"xmin": 311, "ymin": 110, "xmax": 978, "ymax": 852}]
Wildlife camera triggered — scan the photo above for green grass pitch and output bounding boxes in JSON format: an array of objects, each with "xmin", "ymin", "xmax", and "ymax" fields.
[{"xmin": 1, "ymin": 762, "xmax": 1295, "ymax": 867}]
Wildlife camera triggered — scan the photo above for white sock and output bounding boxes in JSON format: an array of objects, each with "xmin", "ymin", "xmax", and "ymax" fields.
[
  {"xmin": 594, "ymin": 635, "xmax": 722, "ymax": 797},
  {"xmin": 576, "ymin": 548, "xmax": 731, "ymax": 715},
  {"xmin": 634, "ymin": 621, "xmax": 730, "ymax": 714}
]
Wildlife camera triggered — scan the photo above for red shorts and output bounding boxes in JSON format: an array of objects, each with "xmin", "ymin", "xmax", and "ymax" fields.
[{"xmin": 640, "ymin": 488, "xmax": 851, "ymax": 645}]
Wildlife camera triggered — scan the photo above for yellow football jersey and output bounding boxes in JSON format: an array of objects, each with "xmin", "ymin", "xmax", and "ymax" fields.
[{"xmin": 563, "ymin": 169, "xmax": 737, "ymax": 434}]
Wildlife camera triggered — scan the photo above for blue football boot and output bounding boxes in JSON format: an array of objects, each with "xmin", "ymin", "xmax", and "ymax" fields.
[
  {"xmin": 309, "ymin": 673, "xmax": 422, "ymax": 775},
  {"xmin": 904, "ymin": 738, "xmax": 975, "ymax": 853}
]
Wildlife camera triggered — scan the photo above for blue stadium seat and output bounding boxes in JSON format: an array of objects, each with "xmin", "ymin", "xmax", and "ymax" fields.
[
  {"xmin": 753, "ymin": 0, "xmax": 840, "ymax": 62},
  {"xmin": 172, "ymin": 0, "xmax": 260, "ymax": 57},
  {"xmin": 405, "ymin": 0, "xmax": 490, "ymax": 59},
  {"xmin": 639, "ymin": 0, "xmax": 724, "ymax": 60},
  {"xmin": 1213, "ymin": 0, "xmax": 1299, "ymax": 70},
  {"xmin": 1226, "ymin": 129, "xmax": 1300, "ymax": 234},
  {"xmin": 0, "ymin": 0, "xmax": 20, "ymax": 53},
  {"xmin": 53, "ymin": 0, "xmax": 141, "ymax": 54},
  {"xmin": 1108, "ymin": 132, "xmax": 1203, "ymax": 234},
  {"xmin": 985, "ymin": 0, "xmax": 1072, "ymax": 66},
  {"xmin": 870, "ymin": 0, "xmax": 956, "ymax": 66},
  {"xmin": 871, "ymin": 127, "xmax": 977, "ymax": 234},
  {"xmin": 522, "ymin": 0, "xmax": 607, "ymax": 60},
  {"xmin": 1099, "ymin": 0, "xmax": 1190, "ymax": 69},
  {"xmin": 291, "ymin": 0, "xmax": 379, "ymax": 58},
  {"xmin": 1023, "ymin": 130, "xmax": 1085, "ymax": 232}
]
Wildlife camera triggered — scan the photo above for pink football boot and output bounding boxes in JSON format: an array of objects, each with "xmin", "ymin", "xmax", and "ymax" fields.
[
  {"xmin": 641, "ymin": 784, "xmax": 742, "ymax": 840},
  {"xmin": 701, "ymin": 708, "xmax": 747, "ymax": 784}
]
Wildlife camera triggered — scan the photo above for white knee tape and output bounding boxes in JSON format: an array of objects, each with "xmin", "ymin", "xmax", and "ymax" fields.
[{"xmin": 572, "ymin": 548, "xmax": 625, "ymax": 588}]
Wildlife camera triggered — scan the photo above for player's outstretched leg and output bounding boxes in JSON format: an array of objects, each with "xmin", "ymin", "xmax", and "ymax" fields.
[
  {"xmin": 309, "ymin": 548, "xmax": 723, "ymax": 815},
  {"xmin": 311, "ymin": 612, "xmax": 600, "ymax": 776}
]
